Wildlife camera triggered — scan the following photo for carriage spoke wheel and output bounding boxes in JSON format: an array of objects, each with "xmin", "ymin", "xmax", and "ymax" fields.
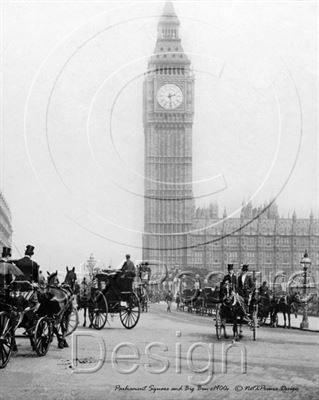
[
  {"xmin": 64, "ymin": 305, "xmax": 79, "ymax": 337},
  {"xmin": 0, "ymin": 312, "xmax": 14, "ymax": 369},
  {"xmin": 89, "ymin": 290, "xmax": 108, "ymax": 330},
  {"xmin": 119, "ymin": 292, "xmax": 140, "ymax": 329},
  {"xmin": 215, "ymin": 305, "xmax": 223, "ymax": 340},
  {"xmin": 34, "ymin": 316, "xmax": 53, "ymax": 356}
]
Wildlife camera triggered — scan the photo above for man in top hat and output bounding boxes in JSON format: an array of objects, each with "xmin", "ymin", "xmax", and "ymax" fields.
[
  {"xmin": 0, "ymin": 246, "xmax": 12, "ymax": 263},
  {"xmin": 237, "ymin": 264, "xmax": 254, "ymax": 314},
  {"xmin": 13, "ymin": 245, "xmax": 39, "ymax": 283},
  {"xmin": 221, "ymin": 264, "xmax": 237, "ymax": 290}
]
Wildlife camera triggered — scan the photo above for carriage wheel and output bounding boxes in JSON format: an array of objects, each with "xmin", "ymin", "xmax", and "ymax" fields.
[
  {"xmin": 0, "ymin": 311, "xmax": 14, "ymax": 369},
  {"xmin": 215, "ymin": 305, "xmax": 223, "ymax": 340},
  {"xmin": 34, "ymin": 316, "xmax": 53, "ymax": 356},
  {"xmin": 119, "ymin": 292, "xmax": 140, "ymax": 329},
  {"xmin": 64, "ymin": 305, "xmax": 79, "ymax": 337},
  {"xmin": 89, "ymin": 290, "xmax": 108, "ymax": 330}
]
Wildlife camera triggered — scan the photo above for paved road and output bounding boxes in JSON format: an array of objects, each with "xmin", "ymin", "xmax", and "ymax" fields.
[{"xmin": 0, "ymin": 303, "xmax": 318, "ymax": 400}]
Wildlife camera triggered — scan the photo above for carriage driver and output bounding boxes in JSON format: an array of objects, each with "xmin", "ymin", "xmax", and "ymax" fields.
[
  {"xmin": 237, "ymin": 264, "xmax": 255, "ymax": 315},
  {"xmin": 13, "ymin": 245, "xmax": 40, "ymax": 305},
  {"xmin": 219, "ymin": 264, "xmax": 250, "ymax": 317},
  {"xmin": 121, "ymin": 254, "xmax": 136, "ymax": 278},
  {"xmin": 221, "ymin": 264, "xmax": 237, "ymax": 289},
  {"xmin": 13, "ymin": 245, "xmax": 39, "ymax": 284}
]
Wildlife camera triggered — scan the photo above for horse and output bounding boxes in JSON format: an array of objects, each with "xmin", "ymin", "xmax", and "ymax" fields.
[
  {"xmin": 136, "ymin": 283, "xmax": 148, "ymax": 312},
  {"xmin": 218, "ymin": 282, "xmax": 246, "ymax": 340},
  {"xmin": 37, "ymin": 271, "xmax": 74, "ymax": 348},
  {"xmin": 270, "ymin": 292, "xmax": 301, "ymax": 328},
  {"xmin": 257, "ymin": 291, "xmax": 273, "ymax": 325},
  {"xmin": 63, "ymin": 266, "xmax": 77, "ymax": 292},
  {"xmin": 76, "ymin": 277, "xmax": 93, "ymax": 328}
]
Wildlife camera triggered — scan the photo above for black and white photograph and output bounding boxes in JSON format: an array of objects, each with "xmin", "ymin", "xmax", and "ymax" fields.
[{"xmin": 0, "ymin": 0, "xmax": 318, "ymax": 399}]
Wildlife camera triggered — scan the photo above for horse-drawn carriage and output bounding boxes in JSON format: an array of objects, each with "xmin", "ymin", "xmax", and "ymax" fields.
[
  {"xmin": 76, "ymin": 269, "xmax": 141, "ymax": 330},
  {"xmin": 179, "ymin": 272, "xmax": 221, "ymax": 315},
  {"xmin": 0, "ymin": 280, "xmax": 54, "ymax": 368},
  {"xmin": 135, "ymin": 262, "xmax": 152, "ymax": 312},
  {"xmin": 0, "ymin": 265, "xmax": 80, "ymax": 369},
  {"xmin": 215, "ymin": 270, "xmax": 260, "ymax": 341},
  {"xmin": 269, "ymin": 268, "xmax": 317, "ymax": 329},
  {"xmin": 96, "ymin": 271, "xmax": 140, "ymax": 329}
]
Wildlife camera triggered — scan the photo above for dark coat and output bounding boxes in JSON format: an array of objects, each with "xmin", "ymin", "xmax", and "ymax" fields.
[
  {"xmin": 13, "ymin": 256, "xmax": 39, "ymax": 283},
  {"xmin": 221, "ymin": 273, "xmax": 237, "ymax": 290},
  {"xmin": 165, "ymin": 293, "xmax": 173, "ymax": 302},
  {"xmin": 121, "ymin": 260, "xmax": 136, "ymax": 278},
  {"xmin": 237, "ymin": 273, "xmax": 254, "ymax": 297}
]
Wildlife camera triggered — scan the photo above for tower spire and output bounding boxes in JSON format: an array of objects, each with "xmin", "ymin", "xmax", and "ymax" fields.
[
  {"xmin": 149, "ymin": 0, "xmax": 190, "ymax": 67},
  {"xmin": 158, "ymin": 0, "xmax": 180, "ymax": 40},
  {"xmin": 162, "ymin": 1, "xmax": 177, "ymax": 18}
]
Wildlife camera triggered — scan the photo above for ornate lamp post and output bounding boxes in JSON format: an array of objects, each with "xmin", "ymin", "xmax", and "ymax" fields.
[{"xmin": 300, "ymin": 250, "xmax": 311, "ymax": 330}]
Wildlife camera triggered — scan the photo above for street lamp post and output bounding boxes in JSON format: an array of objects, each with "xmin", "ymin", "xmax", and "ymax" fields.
[{"xmin": 300, "ymin": 250, "xmax": 311, "ymax": 330}]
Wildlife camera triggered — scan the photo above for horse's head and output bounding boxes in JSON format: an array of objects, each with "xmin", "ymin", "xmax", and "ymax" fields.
[
  {"xmin": 221, "ymin": 281, "xmax": 235, "ymax": 306},
  {"xmin": 47, "ymin": 270, "xmax": 59, "ymax": 286},
  {"xmin": 290, "ymin": 292, "xmax": 301, "ymax": 304},
  {"xmin": 64, "ymin": 266, "xmax": 77, "ymax": 291}
]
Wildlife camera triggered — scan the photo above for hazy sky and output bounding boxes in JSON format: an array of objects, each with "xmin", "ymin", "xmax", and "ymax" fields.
[{"xmin": 1, "ymin": 0, "xmax": 318, "ymax": 270}]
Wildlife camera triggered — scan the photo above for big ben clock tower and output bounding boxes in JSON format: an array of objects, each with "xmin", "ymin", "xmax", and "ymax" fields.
[{"xmin": 143, "ymin": 1, "xmax": 194, "ymax": 268}]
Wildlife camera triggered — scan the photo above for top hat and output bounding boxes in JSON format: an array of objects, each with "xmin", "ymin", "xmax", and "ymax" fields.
[
  {"xmin": 227, "ymin": 264, "xmax": 234, "ymax": 271},
  {"xmin": 242, "ymin": 264, "xmax": 249, "ymax": 272},
  {"xmin": 2, "ymin": 247, "xmax": 12, "ymax": 258},
  {"xmin": 25, "ymin": 245, "xmax": 35, "ymax": 256}
]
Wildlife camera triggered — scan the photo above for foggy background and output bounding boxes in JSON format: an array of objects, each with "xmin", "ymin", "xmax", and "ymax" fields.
[{"xmin": 1, "ymin": 0, "xmax": 317, "ymax": 270}]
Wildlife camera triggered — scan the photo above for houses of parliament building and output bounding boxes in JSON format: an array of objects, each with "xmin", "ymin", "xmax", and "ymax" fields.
[{"xmin": 142, "ymin": 2, "xmax": 319, "ymax": 276}]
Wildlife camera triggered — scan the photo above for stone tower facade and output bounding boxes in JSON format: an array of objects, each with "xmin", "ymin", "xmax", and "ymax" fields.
[{"xmin": 143, "ymin": 1, "xmax": 194, "ymax": 268}]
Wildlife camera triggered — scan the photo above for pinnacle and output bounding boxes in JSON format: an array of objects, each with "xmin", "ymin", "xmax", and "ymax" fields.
[{"xmin": 162, "ymin": 1, "xmax": 177, "ymax": 17}]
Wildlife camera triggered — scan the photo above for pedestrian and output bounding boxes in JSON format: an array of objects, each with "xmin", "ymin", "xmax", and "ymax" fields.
[
  {"xmin": 165, "ymin": 290, "xmax": 173, "ymax": 312},
  {"xmin": 175, "ymin": 292, "xmax": 180, "ymax": 310}
]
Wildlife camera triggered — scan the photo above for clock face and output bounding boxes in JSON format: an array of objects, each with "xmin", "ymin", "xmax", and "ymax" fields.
[{"xmin": 157, "ymin": 84, "xmax": 183, "ymax": 110}]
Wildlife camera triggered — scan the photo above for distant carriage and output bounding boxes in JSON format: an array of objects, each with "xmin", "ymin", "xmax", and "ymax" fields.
[
  {"xmin": 270, "ymin": 268, "xmax": 317, "ymax": 329},
  {"xmin": 135, "ymin": 262, "xmax": 152, "ymax": 312}
]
